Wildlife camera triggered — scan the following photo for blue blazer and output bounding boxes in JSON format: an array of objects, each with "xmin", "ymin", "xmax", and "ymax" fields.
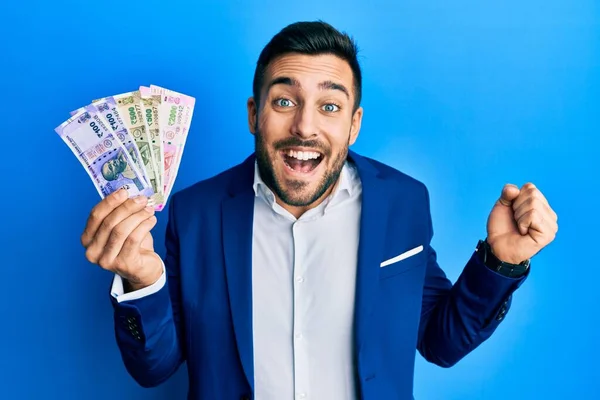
[{"xmin": 111, "ymin": 151, "xmax": 527, "ymax": 399}]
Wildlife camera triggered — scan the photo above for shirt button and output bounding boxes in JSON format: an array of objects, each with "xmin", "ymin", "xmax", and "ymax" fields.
[
  {"xmin": 297, "ymin": 393, "xmax": 306, "ymax": 399},
  {"xmin": 295, "ymin": 333, "xmax": 303, "ymax": 340},
  {"xmin": 296, "ymin": 276, "xmax": 304, "ymax": 283}
]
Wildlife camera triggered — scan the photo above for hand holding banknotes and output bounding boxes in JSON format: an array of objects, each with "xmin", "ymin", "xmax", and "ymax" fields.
[
  {"xmin": 81, "ymin": 188, "xmax": 162, "ymax": 291},
  {"xmin": 55, "ymin": 84, "xmax": 194, "ymax": 288}
]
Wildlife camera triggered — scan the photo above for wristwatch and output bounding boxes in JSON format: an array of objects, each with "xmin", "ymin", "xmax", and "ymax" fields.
[{"xmin": 476, "ymin": 239, "xmax": 530, "ymax": 278}]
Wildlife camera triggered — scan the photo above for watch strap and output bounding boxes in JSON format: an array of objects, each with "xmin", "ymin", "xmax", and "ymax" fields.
[{"xmin": 476, "ymin": 239, "xmax": 530, "ymax": 278}]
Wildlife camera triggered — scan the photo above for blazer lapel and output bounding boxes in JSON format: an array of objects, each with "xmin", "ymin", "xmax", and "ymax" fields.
[
  {"xmin": 349, "ymin": 151, "xmax": 391, "ymax": 374},
  {"xmin": 222, "ymin": 155, "xmax": 256, "ymax": 391}
]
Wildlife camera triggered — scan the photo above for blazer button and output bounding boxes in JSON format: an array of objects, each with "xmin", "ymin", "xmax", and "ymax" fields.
[{"xmin": 496, "ymin": 305, "xmax": 507, "ymax": 321}]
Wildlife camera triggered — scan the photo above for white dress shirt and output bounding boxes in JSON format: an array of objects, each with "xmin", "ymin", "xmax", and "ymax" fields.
[
  {"xmin": 251, "ymin": 161, "xmax": 362, "ymax": 400},
  {"xmin": 111, "ymin": 160, "xmax": 363, "ymax": 400}
]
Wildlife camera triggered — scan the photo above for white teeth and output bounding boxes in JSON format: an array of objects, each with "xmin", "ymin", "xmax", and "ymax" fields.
[{"xmin": 285, "ymin": 150, "xmax": 321, "ymax": 160}]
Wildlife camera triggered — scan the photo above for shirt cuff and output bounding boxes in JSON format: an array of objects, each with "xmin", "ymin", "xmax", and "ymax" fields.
[{"xmin": 110, "ymin": 260, "xmax": 166, "ymax": 303}]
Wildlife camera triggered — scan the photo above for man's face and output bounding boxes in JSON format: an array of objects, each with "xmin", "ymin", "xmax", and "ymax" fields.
[{"xmin": 248, "ymin": 53, "xmax": 363, "ymax": 210}]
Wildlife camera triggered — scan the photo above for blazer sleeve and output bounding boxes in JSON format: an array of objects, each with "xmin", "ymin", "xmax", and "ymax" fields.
[
  {"xmin": 416, "ymin": 186, "xmax": 529, "ymax": 368},
  {"xmin": 109, "ymin": 193, "xmax": 186, "ymax": 387}
]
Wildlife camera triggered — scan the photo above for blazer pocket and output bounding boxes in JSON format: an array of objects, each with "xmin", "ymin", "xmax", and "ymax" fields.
[{"xmin": 379, "ymin": 245, "xmax": 425, "ymax": 280}]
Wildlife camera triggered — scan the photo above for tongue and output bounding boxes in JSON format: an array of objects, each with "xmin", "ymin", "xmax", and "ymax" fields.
[{"xmin": 286, "ymin": 156, "xmax": 319, "ymax": 173}]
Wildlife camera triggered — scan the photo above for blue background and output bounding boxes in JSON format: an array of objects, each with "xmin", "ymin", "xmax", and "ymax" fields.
[{"xmin": 0, "ymin": 0, "xmax": 598, "ymax": 398}]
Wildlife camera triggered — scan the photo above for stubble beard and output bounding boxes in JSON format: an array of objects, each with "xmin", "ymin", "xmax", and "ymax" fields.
[{"xmin": 254, "ymin": 132, "xmax": 349, "ymax": 208}]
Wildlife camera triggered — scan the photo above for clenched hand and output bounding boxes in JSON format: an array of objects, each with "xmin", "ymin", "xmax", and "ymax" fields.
[{"xmin": 487, "ymin": 183, "xmax": 558, "ymax": 265}]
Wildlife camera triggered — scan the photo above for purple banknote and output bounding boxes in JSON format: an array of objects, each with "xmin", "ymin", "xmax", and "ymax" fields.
[
  {"xmin": 71, "ymin": 99, "xmax": 150, "ymax": 187},
  {"xmin": 56, "ymin": 106, "xmax": 155, "ymax": 199}
]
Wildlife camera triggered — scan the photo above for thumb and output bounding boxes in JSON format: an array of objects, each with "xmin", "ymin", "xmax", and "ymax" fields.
[{"xmin": 498, "ymin": 184, "xmax": 520, "ymax": 207}]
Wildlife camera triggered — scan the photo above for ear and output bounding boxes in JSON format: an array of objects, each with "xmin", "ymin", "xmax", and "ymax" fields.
[
  {"xmin": 348, "ymin": 106, "xmax": 363, "ymax": 146},
  {"xmin": 247, "ymin": 96, "xmax": 258, "ymax": 134}
]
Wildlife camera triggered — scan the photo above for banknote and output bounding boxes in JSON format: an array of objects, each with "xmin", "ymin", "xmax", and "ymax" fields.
[
  {"xmin": 57, "ymin": 84, "xmax": 195, "ymax": 210},
  {"xmin": 165, "ymin": 90, "xmax": 195, "ymax": 204},
  {"xmin": 70, "ymin": 100, "xmax": 149, "ymax": 187},
  {"xmin": 150, "ymin": 84, "xmax": 184, "ymax": 196},
  {"xmin": 150, "ymin": 85, "xmax": 196, "ymax": 210},
  {"xmin": 139, "ymin": 86, "xmax": 164, "ymax": 204},
  {"xmin": 112, "ymin": 91, "xmax": 163, "ymax": 204},
  {"xmin": 55, "ymin": 107, "xmax": 154, "ymax": 199}
]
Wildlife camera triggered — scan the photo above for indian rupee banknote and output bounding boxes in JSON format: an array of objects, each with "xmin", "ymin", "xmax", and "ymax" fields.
[
  {"xmin": 55, "ymin": 107, "xmax": 154, "ymax": 199},
  {"xmin": 139, "ymin": 86, "xmax": 165, "ymax": 205},
  {"xmin": 71, "ymin": 99, "xmax": 149, "ymax": 187},
  {"xmin": 150, "ymin": 85, "xmax": 195, "ymax": 210},
  {"xmin": 112, "ymin": 91, "xmax": 163, "ymax": 205}
]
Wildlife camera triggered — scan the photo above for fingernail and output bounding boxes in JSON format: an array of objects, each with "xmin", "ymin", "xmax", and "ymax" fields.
[
  {"xmin": 145, "ymin": 206, "xmax": 155, "ymax": 213},
  {"xmin": 134, "ymin": 196, "xmax": 148, "ymax": 204},
  {"xmin": 115, "ymin": 189, "xmax": 127, "ymax": 201}
]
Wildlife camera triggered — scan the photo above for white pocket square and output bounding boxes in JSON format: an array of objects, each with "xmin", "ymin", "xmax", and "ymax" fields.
[{"xmin": 380, "ymin": 245, "xmax": 424, "ymax": 268}]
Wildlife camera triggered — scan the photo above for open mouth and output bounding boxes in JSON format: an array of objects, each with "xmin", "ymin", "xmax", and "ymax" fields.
[{"xmin": 282, "ymin": 149, "xmax": 323, "ymax": 174}]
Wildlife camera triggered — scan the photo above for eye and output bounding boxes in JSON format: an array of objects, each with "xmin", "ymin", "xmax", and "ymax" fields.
[
  {"xmin": 322, "ymin": 103, "xmax": 340, "ymax": 113},
  {"xmin": 274, "ymin": 98, "xmax": 296, "ymax": 108}
]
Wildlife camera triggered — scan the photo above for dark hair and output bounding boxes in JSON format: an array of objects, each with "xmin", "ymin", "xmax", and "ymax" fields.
[{"xmin": 252, "ymin": 21, "xmax": 362, "ymax": 112}]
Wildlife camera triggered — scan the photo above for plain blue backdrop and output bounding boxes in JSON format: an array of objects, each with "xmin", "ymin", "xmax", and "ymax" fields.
[{"xmin": 0, "ymin": 0, "xmax": 598, "ymax": 399}]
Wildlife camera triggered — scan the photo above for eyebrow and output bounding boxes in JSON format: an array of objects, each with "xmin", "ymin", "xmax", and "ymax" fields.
[
  {"xmin": 318, "ymin": 80, "xmax": 350, "ymax": 99},
  {"xmin": 267, "ymin": 76, "xmax": 350, "ymax": 99}
]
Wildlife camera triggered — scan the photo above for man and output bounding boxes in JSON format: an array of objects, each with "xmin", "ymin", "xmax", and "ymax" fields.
[{"xmin": 81, "ymin": 21, "xmax": 558, "ymax": 399}]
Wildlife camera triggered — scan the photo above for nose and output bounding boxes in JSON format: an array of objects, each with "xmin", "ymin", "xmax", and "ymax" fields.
[{"xmin": 290, "ymin": 105, "xmax": 318, "ymax": 139}]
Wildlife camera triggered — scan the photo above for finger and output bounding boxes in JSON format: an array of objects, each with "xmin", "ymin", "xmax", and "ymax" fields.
[
  {"xmin": 517, "ymin": 206, "xmax": 558, "ymax": 240},
  {"xmin": 117, "ymin": 215, "xmax": 158, "ymax": 264},
  {"xmin": 497, "ymin": 184, "xmax": 520, "ymax": 207},
  {"xmin": 516, "ymin": 209, "xmax": 544, "ymax": 238},
  {"xmin": 85, "ymin": 197, "xmax": 151, "ymax": 264},
  {"xmin": 512, "ymin": 183, "xmax": 549, "ymax": 212},
  {"xmin": 96, "ymin": 208, "xmax": 156, "ymax": 271},
  {"xmin": 527, "ymin": 208, "xmax": 558, "ymax": 244},
  {"xmin": 82, "ymin": 189, "xmax": 129, "ymax": 247},
  {"xmin": 541, "ymin": 210, "xmax": 559, "ymax": 239},
  {"xmin": 511, "ymin": 183, "xmax": 535, "ymax": 211},
  {"xmin": 513, "ymin": 195, "xmax": 553, "ymax": 222}
]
